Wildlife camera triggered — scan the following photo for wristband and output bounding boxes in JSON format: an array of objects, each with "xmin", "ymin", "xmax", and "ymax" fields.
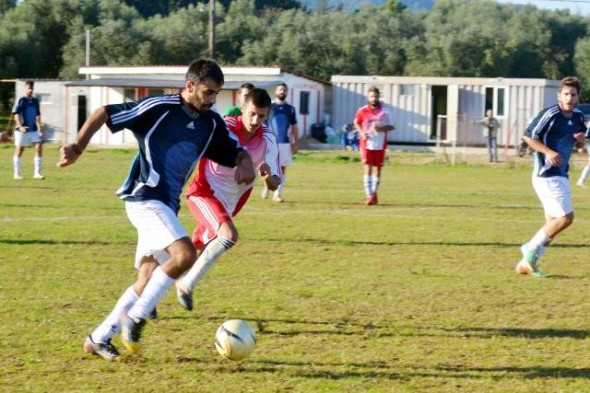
[{"xmin": 70, "ymin": 143, "xmax": 83, "ymax": 155}]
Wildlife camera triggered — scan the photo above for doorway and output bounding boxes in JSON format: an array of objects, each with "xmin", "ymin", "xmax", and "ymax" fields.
[{"xmin": 431, "ymin": 86, "xmax": 447, "ymax": 140}]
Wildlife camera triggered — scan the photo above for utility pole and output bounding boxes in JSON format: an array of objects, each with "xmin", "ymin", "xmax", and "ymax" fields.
[
  {"xmin": 208, "ymin": 0, "xmax": 215, "ymax": 59},
  {"xmin": 85, "ymin": 29, "xmax": 90, "ymax": 80}
]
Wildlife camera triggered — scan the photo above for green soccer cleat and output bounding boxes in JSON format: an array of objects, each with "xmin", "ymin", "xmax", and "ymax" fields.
[{"xmin": 515, "ymin": 244, "xmax": 548, "ymax": 278}]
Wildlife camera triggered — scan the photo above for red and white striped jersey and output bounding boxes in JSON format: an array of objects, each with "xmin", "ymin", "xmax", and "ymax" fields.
[{"xmin": 186, "ymin": 115, "xmax": 280, "ymax": 215}]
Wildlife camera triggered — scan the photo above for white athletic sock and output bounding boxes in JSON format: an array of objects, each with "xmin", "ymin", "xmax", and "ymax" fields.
[
  {"xmin": 13, "ymin": 156, "xmax": 21, "ymax": 176},
  {"xmin": 363, "ymin": 174, "xmax": 372, "ymax": 196},
  {"xmin": 91, "ymin": 286, "xmax": 139, "ymax": 343},
  {"xmin": 371, "ymin": 175, "xmax": 380, "ymax": 195},
  {"xmin": 179, "ymin": 237, "xmax": 235, "ymax": 291},
  {"xmin": 127, "ymin": 267, "xmax": 174, "ymax": 322},
  {"xmin": 526, "ymin": 229, "xmax": 552, "ymax": 255},
  {"xmin": 34, "ymin": 156, "xmax": 42, "ymax": 175},
  {"xmin": 579, "ymin": 165, "xmax": 590, "ymax": 184},
  {"xmin": 536, "ymin": 245, "xmax": 548, "ymax": 261},
  {"xmin": 275, "ymin": 173, "xmax": 286, "ymax": 197}
]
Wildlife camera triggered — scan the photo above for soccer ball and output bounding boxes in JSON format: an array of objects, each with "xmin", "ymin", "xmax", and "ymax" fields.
[{"xmin": 215, "ymin": 319, "xmax": 256, "ymax": 361}]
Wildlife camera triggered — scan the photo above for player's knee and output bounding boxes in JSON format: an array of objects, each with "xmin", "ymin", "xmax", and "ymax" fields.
[
  {"xmin": 173, "ymin": 244, "xmax": 197, "ymax": 270},
  {"xmin": 217, "ymin": 223, "xmax": 238, "ymax": 243},
  {"xmin": 563, "ymin": 213, "xmax": 574, "ymax": 227}
]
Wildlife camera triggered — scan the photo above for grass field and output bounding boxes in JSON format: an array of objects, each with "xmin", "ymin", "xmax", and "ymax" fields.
[{"xmin": 1, "ymin": 144, "xmax": 590, "ymax": 392}]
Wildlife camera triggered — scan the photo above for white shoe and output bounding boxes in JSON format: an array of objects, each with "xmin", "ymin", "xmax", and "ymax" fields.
[
  {"xmin": 33, "ymin": 173, "xmax": 44, "ymax": 180},
  {"xmin": 13, "ymin": 174, "xmax": 23, "ymax": 180},
  {"xmin": 261, "ymin": 188, "xmax": 269, "ymax": 199},
  {"xmin": 577, "ymin": 181, "xmax": 587, "ymax": 189},
  {"xmin": 272, "ymin": 196, "xmax": 284, "ymax": 203}
]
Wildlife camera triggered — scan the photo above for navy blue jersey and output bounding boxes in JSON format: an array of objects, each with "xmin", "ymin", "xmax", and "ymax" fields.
[
  {"xmin": 106, "ymin": 94, "xmax": 243, "ymax": 213},
  {"xmin": 12, "ymin": 96, "xmax": 40, "ymax": 132},
  {"xmin": 268, "ymin": 102, "xmax": 297, "ymax": 144},
  {"xmin": 524, "ymin": 104, "xmax": 586, "ymax": 178}
]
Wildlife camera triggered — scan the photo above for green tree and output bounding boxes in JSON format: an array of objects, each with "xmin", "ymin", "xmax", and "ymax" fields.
[{"xmin": 574, "ymin": 37, "xmax": 590, "ymax": 101}]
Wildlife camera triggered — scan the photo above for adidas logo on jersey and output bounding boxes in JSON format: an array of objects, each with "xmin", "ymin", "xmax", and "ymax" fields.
[
  {"xmin": 568, "ymin": 120, "xmax": 573, "ymax": 126},
  {"xmin": 186, "ymin": 121, "xmax": 195, "ymax": 129}
]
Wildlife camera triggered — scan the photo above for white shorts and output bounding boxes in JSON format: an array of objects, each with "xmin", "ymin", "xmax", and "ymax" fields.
[
  {"xmin": 14, "ymin": 131, "xmax": 42, "ymax": 147},
  {"xmin": 125, "ymin": 200, "xmax": 188, "ymax": 268},
  {"xmin": 532, "ymin": 176, "xmax": 573, "ymax": 218},
  {"xmin": 278, "ymin": 143, "xmax": 293, "ymax": 167}
]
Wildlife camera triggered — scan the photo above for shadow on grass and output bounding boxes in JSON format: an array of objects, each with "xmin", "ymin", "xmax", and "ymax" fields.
[
  {"xmin": 192, "ymin": 316, "xmax": 590, "ymax": 342},
  {"xmin": 173, "ymin": 356, "xmax": 590, "ymax": 381},
  {"xmin": 0, "ymin": 238, "xmax": 134, "ymax": 246},
  {"xmin": 254, "ymin": 237, "xmax": 590, "ymax": 249},
  {"xmin": 450, "ymin": 326, "xmax": 589, "ymax": 339}
]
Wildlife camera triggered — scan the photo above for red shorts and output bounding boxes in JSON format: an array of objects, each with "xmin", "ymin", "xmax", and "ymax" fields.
[
  {"xmin": 186, "ymin": 187, "xmax": 252, "ymax": 249},
  {"xmin": 360, "ymin": 142, "xmax": 386, "ymax": 167}
]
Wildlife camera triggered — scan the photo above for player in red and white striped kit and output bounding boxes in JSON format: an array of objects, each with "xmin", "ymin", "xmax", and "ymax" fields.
[{"xmin": 175, "ymin": 88, "xmax": 281, "ymax": 310}]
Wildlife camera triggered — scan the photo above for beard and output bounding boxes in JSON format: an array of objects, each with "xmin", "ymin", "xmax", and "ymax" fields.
[{"xmin": 277, "ymin": 94, "xmax": 287, "ymax": 101}]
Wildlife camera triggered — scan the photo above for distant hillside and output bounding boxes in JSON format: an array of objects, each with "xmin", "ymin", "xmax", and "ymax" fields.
[{"xmin": 299, "ymin": 0, "xmax": 435, "ymax": 12}]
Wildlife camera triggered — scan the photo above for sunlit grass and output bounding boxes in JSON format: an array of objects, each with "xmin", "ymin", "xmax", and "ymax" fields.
[{"xmin": 1, "ymin": 146, "xmax": 589, "ymax": 392}]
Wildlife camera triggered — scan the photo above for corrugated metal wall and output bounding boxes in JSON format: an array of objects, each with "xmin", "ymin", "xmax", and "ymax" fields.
[{"xmin": 331, "ymin": 76, "xmax": 559, "ymax": 147}]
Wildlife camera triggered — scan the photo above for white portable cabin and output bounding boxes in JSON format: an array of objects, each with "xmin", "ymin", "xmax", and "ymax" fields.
[
  {"xmin": 331, "ymin": 75, "xmax": 560, "ymax": 147},
  {"xmin": 61, "ymin": 66, "xmax": 328, "ymax": 147},
  {"xmin": 12, "ymin": 79, "xmax": 72, "ymax": 142}
]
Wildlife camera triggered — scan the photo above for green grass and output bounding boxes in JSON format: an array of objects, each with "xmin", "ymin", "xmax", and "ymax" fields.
[{"xmin": 1, "ymin": 145, "xmax": 590, "ymax": 392}]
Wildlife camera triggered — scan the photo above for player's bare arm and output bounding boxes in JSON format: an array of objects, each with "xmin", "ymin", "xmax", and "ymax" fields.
[
  {"xmin": 375, "ymin": 124, "xmax": 394, "ymax": 132},
  {"xmin": 522, "ymin": 136, "xmax": 562, "ymax": 167},
  {"xmin": 57, "ymin": 107, "xmax": 109, "ymax": 168},
  {"xmin": 234, "ymin": 150, "xmax": 256, "ymax": 185},
  {"xmin": 258, "ymin": 162, "xmax": 280, "ymax": 191},
  {"xmin": 36, "ymin": 116, "xmax": 42, "ymax": 137},
  {"xmin": 14, "ymin": 113, "xmax": 27, "ymax": 133},
  {"xmin": 290, "ymin": 124, "xmax": 299, "ymax": 154}
]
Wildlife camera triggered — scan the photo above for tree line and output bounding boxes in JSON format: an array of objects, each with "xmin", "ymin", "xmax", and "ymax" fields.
[{"xmin": 2, "ymin": 0, "xmax": 590, "ymax": 103}]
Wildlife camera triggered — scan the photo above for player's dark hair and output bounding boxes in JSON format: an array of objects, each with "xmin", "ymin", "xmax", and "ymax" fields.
[
  {"xmin": 239, "ymin": 82, "xmax": 255, "ymax": 92},
  {"xmin": 25, "ymin": 80, "xmax": 34, "ymax": 88},
  {"xmin": 368, "ymin": 86, "xmax": 380, "ymax": 95},
  {"xmin": 244, "ymin": 88, "xmax": 272, "ymax": 109},
  {"xmin": 277, "ymin": 82, "xmax": 288, "ymax": 90},
  {"xmin": 559, "ymin": 76, "xmax": 581, "ymax": 94},
  {"xmin": 186, "ymin": 58, "xmax": 224, "ymax": 86}
]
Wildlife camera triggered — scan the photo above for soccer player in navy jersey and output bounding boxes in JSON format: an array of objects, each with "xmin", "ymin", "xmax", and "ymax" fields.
[
  {"xmin": 58, "ymin": 58, "xmax": 255, "ymax": 360},
  {"xmin": 261, "ymin": 83, "xmax": 298, "ymax": 202},
  {"xmin": 516, "ymin": 77, "xmax": 586, "ymax": 278}
]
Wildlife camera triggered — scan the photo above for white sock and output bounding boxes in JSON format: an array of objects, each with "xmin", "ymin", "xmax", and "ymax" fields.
[
  {"xmin": 536, "ymin": 245, "xmax": 548, "ymax": 261},
  {"xmin": 371, "ymin": 175, "xmax": 380, "ymax": 195},
  {"xmin": 526, "ymin": 229, "xmax": 552, "ymax": 255},
  {"xmin": 363, "ymin": 174, "xmax": 372, "ymax": 196},
  {"xmin": 91, "ymin": 286, "xmax": 139, "ymax": 343},
  {"xmin": 275, "ymin": 173, "xmax": 286, "ymax": 197},
  {"xmin": 13, "ymin": 156, "xmax": 21, "ymax": 175},
  {"xmin": 34, "ymin": 156, "xmax": 42, "ymax": 175},
  {"xmin": 579, "ymin": 165, "xmax": 590, "ymax": 184},
  {"xmin": 179, "ymin": 237, "xmax": 235, "ymax": 291},
  {"xmin": 127, "ymin": 267, "xmax": 174, "ymax": 322}
]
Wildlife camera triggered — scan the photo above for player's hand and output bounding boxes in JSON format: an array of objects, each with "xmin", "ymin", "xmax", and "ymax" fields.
[
  {"xmin": 257, "ymin": 162, "xmax": 271, "ymax": 179},
  {"xmin": 57, "ymin": 144, "xmax": 80, "ymax": 168},
  {"xmin": 574, "ymin": 132, "xmax": 585, "ymax": 143},
  {"xmin": 545, "ymin": 150, "xmax": 562, "ymax": 167},
  {"xmin": 234, "ymin": 152, "xmax": 255, "ymax": 185},
  {"xmin": 19, "ymin": 126, "xmax": 27, "ymax": 133}
]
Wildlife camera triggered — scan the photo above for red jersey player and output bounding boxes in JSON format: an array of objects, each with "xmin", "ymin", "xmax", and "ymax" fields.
[
  {"xmin": 175, "ymin": 88, "xmax": 281, "ymax": 310},
  {"xmin": 354, "ymin": 86, "xmax": 394, "ymax": 205}
]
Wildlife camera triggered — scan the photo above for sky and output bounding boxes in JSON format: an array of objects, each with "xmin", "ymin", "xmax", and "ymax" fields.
[{"xmin": 496, "ymin": 0, "xmax": 590, "ymax": 16}]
